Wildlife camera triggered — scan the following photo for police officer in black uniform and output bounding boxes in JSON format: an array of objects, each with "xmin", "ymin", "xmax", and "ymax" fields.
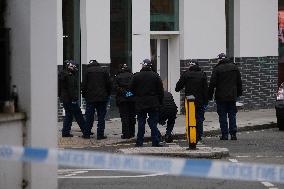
[
  {"xmin": 175, "ymin": 61, "xmax": 208, "ymax": 141},
  {"xmin": 208, "ymin": 53, "xmax": 242, "ymax": 140},
  {"xmin": 130, "ymin": 59, "xmax": 164, "ymax": 147},
  {"xmin": 114, "ymin": 64, "xmax": 136, "ymax": 139},
  {"xmin": 81, "ymin": 60, "xmax": 112, "ymax": 139},
  {"xmin": 58, "ymin": 60, "xmax": 87, "ymax": 138},
  {"xmin": 158, "ymin": 91, "xmax": 178, "ymax": 143}
]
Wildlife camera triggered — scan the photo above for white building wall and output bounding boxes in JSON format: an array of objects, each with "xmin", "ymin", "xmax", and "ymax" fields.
[
  {"xmin": 6, "ymin": 0, "xmax": 60, "ymax": 188},
  {"xmin": 81, "ymin": 0, "xmax": 110, "ymax": 64},
  {"xmin": 234, "ymin": 0, "xmax": 278, "ymax": 57},
  {"xmin": 180, "ymin": 0, "xmax": 226, "ymax": 59},
  {"xmin": 0, "ymin": 119, "xmax": 23, "ymax": 189},
  {"xmin": 132, "ymin": 0, "xmax": 150, "ymax": 73}
]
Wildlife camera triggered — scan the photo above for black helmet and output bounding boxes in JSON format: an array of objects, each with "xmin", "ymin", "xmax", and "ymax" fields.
[
  {"xmin": 89, "ymin": 59, "xmax": 98, "ymax": 64},
  {"xmin": 217, "ymin": 53, "xmax": 227, "ymax": 60},
  {"xmin": 119, "ymin": 64, "xmax": 128, "ymax": 70},
  {"xmin": 140, "ymin": 59, "xmax": 152, "ymax": 67},
  {"xmin": 65, "ymin": 60, "xmax": 77, "ymax": 71}
]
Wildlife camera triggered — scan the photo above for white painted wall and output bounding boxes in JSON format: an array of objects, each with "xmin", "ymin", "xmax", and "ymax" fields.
[
  {"xmin": 0, "ymin": 119, "xmax": 23, "ymax": 189},
  {"xmin": 132, "ymin": 0, "xmax": 151, "ymax": 73},
  {"xmin": 180, "ymin": 0, "xmax": 226, "ymax": 59},
  {"xmin": 6, "ymin": 0, "xmax": 60, "ymax": 188},
  {"xmin": 81, "ymin": 0, "xmax": 110, "ymax": 64},
  {"xmin": 234, "ymin": 0, "xmax": 278, "ymax": 57}
]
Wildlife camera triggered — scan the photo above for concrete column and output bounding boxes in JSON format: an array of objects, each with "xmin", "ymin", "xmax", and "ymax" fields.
[
  {"xmin": 180, "ymin": 0, "xmax": 226, "ymax": 59},
  {"xmin": 234, "ymin": 0, "xmax": 278, "ymax": 57},
  {"xmin": 132, "ymin": 0, "xmax": 150, "ymax": 73},
  {"xmin": 6, "ymin": 0, "xmax": 60, "ymax": 188},
  {"xmin": 81, "ymin": 0, "xmax": 110, "ymax": 64}
]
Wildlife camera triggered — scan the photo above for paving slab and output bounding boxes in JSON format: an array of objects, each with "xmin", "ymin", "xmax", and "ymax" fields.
[{"xmin": 119, "ymin": 145, "xmax": 229, "ymax": 159}]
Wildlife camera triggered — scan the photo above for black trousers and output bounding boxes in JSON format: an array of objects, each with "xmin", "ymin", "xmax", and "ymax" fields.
[{"xmin": 118, "ymin": 101, "xmax": 136, "ymax": 137}]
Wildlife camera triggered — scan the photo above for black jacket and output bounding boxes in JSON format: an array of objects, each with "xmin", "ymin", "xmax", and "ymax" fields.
[
  {"xmin": 159, "ymin": 91, "xmax": 178, "ymax": 120},
  {"xmin": 208, "ymin": 59, "xmax": 243, "ymax": 102},
  {"xmin": 114, "ymin": 68, "xmax": 134, "ymax": 105},
  {"xmin": 130, "ymin": 67, "xmax": 164, "ymax": 112},
  {"xmin": 175, "ymin": 65, "xmax": 208, "ymax": 107},
  {"xmin": 81, "ymin": 62, "xmax": 112, "ymax": 102},
  {"xmin": 58, "ymin": 70, "xmax": 79, "ymax": 102}
]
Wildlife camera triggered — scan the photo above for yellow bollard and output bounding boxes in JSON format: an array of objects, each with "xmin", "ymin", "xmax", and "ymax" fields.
[{"xmin": 185, "ymin": 95, "xmax": 197, "ymax": 150}]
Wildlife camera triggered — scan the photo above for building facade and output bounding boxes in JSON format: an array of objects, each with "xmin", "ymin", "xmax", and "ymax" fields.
[{"xmin": 59, "ymin": 0, "xmax": 279, "ymax": 119}]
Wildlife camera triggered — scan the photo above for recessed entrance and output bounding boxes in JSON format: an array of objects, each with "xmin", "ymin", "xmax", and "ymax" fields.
[{"xmin": 150, "ymin": 38, "xmax": 168, "ymax": 90}]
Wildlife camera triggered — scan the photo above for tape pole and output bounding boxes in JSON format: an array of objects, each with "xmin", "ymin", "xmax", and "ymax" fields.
[{"xmin": 1, "ymin": 145, "xmax": 284, "ymax": 183}]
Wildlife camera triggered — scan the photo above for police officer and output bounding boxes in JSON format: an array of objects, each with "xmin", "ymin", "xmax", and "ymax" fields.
[
  {"xmin": 158, "ymin": 90, "xmax": 178, "ymax": 143},
  {"xmin": 114, "ymin": 64, "xmax": 136, "ymax": 139},
  {"xmin": 175, "ymin": 61, "xmax": 208, "ymax": 142},
  {"xmin": 58, "ymin": 60, "xmax": 87, "ymax": 138},
  {"xmin": 130, "ymin": 59, "xmax": 164, "ymax": 147},
  {"xmin": 208, "ymin": 53, "xmax": 243, "ymax": 140},
  {"xmin": 81, "ymin": 60, "xmax": 112, "ymax": 140}
]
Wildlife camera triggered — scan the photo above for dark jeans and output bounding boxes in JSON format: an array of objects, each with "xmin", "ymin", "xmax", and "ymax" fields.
[
  {"xmin": 85, "ymin": 101, "xmax": 107, "ymax": 136},
  {"xmin": 216, "ymin": 101, "xmax": 238, "ymax": 136},
  {"xmin": 196, "ymin": 106, "xmax": 205, "ymax": 139},
  {"xmin": 118, "ymin": 101, "xmax": 136, "ymax": 137},
  {"xmin": 136, "ymin": 110, "xmax": 160, "ymax": 146},
  {"xmin": 62, "ymin": 101, "xmax": 86, "ymax": 135}
]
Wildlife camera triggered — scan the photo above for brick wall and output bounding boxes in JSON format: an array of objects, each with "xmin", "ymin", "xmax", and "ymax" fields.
[{"xmin": 179, "ymin": 56, "xmax": 278, "ymax": 113}]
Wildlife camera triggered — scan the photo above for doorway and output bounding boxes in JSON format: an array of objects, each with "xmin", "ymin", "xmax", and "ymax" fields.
[{"xmin": 150, "ymin": 38, "xmax": 168, "ymax": 90}]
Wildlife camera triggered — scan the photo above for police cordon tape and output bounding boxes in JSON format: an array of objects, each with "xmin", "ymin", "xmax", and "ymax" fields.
[{"xmin": 0, "ymin": 145, "xmax": 284, "ymax": 183}]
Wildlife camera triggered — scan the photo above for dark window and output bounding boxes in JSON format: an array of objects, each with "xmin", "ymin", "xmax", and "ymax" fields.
[
  {"xmin": 279, "ymin": 1, "xmax": 284, "ymax": 85},
  {"xmin": 150, "ymin": 0, "xmax": 179, "ymax": 31},
  {"xmin": 110, "ymin": 0, "xmax": 132, "ymax": 76},
  {"xmin": 62, "ymin": 0, "xmax": 81, "ymax": 96},
  {"xmin": 0, "ymin": 0, "xmax": 10, "ymax": 109},
  {"xmin": 0, "ymin": 28, "xmax": 10, "ymax": 103}
]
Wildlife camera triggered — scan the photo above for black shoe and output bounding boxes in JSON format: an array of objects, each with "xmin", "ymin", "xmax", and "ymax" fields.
[
  {"xmin": 97, "ymin": 135, "xmax": 107, "ymax": 140},
  {"xmin": 121, "ymin": 135, "xmax": 128, "ymax": 139},
  {"xmin": 152, "ymin": 143, "xmax": 163, "ymax": 147},
  {"xmin": 62, "ymin": 134, "xmax": 73, "ymax": 138},
  {"xmin": 82, "ymin": 135, "xmax": 90, "ymax": 139},
  {"xmin": 219, "ymin": 135, "xmax": 228, "ymax": 140},
  {"xmin": 231, "ymin": 134, "xmax": 237, "ymax": 140},
  {"xmin": 130, "ymin": 134, "xmax": 135, "ymax": 138},
  {"xmin": 135, "ymin": 143, "xmax": 143, "ymax": 147},
  {"xmin": 197, "ymin": 136, "xmax": 203, "ymax": 142},
  {"xmin": 164, "ymin": 134, "xmax": 173, "ymax": 143}
]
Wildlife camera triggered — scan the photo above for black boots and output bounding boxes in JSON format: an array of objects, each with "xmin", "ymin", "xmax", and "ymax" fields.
[
  {"xmin": 97, "ymin": 135, "xmax": 107, "ymax": 140},
  {"xmin": 219, "ymin": 134, "xmax": 237, "ymax": 140},
  {"xmin": 62, "ymin": 133, "xmax": 73, "ymax": 137},
  {"xmin": 164, "ymin": 134, "xmax": 173, "ymax": 143},
  {"xmin": 231, "ymin": 134, "xmax": 237, "ymax": 140},
  {"xmin": 219, "ymin": 135, "xmax": 228, "ymax": 140}
]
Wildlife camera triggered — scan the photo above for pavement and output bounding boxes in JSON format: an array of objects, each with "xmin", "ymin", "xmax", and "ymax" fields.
[{"xmin": 58, "ymin": 109, "xmax": 277, "ymax": 158}]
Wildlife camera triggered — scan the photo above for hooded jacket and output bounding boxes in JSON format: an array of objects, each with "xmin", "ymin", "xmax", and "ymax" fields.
[
  {"xmin": 81, "ymin": 62, "xmax": 112, "ymax": 102},
  {"xmin": 130, "ymin": 66, "xmax": 164, "ymax": 112},
  {"xmin": 175, "ymin": 65, "xmax": 208, "ymax": 107},
  {"xmin": 208, "ymin": 58, "xmax": 243, "ymax": 102},
  {"xmin": 58, "ymin": 69, "xmax": 79, "ymax": 102},
  {"xmin": 114, "ymin": 68, "xmax": 134, "ymax": 105}
]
